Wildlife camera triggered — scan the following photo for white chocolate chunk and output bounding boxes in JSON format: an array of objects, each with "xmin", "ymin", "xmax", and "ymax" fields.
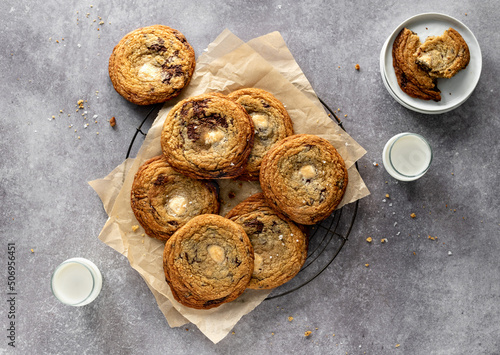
[
  {"xmin": 167, "ymin": 196, "xmax": 187, "ymax": 217},
  {"xmin": 299, "ymin": 165, "xmax": 316, "ymax": 180},
  {"xmin": 204, "ymin": 130, "xmax": 225, "ymax": 145},
  {"xmin": 253, "ymin": 253, "xmax": 263, "ymax": 272},
  {"xmin": 250, "ymin": 113, "xmax": 269, "ymax": 130},
  {"xmin": 138, "ymin": 62, "xmax": 161, "ymax": 81},
  {"xmin": 207, "ymin": 245, "xmax": 225, "ymax": 264}
]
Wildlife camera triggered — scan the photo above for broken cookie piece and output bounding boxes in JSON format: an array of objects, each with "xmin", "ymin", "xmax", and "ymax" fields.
[
  {"xmin": 415, "ymin": 27, "xmax": 470, "ymax": 79},
  {"xmin": 392, "ymin": 28, "xmax": 441, "ymax": 101}
]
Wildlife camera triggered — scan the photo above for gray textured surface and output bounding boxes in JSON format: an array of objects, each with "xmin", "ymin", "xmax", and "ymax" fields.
[{"xmin": 1, "ymin": 1, "xmax": 499, "ymax": 354}]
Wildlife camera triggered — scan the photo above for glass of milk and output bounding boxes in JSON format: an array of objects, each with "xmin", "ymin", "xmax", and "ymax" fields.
[
  {"xmin": 382, "ymin": 133, "xmax": 433, "ymax": 181},
  {"xmin": 51, "ymin": 258, "xmax": 103, "ymax": 306}
]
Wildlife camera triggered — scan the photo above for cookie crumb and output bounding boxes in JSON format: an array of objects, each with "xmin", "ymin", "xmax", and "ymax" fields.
[
  {"xmin": 304, "ymin": 331, "xmax": 312, "ymax": 337},
  {"xmin": 448, "ymin": 251, "xmax": 452, "ymax": 256},
  {"xmin": 132, "ymin": 225, "xmax": 139, "ymax": 232},
  {"xmin": 110, "ymin": 116, "xmax": 116, "ymax": 127},
  {"xmin": 288, "ymin": 316, "xmax": 294, "ymax": 321},
  {"xmin": 31, "ymin": 249, "xmax": 34, "ymax": 253},
  {"xmin": 366, "ymin": 237, "xmax": 372, "ymax": 243},
  {"xmin": 385, "ymin": 194, "xmax": 390, "ymax": 198},
  {"xmin": 365, "ymin": 263, "xmax": 369, "ymax": 267},
  {"xmin": 372, "ymin": 162, "xmax": 379, "ymax": 167},
  {"xmin": 355, "ymin": 64, "xmax": 360, "ymax": 70},
  {"xmin": 396, "ymin": 344, "xmax": 401, "ymax": 348},
  {"xmin": 381, "ymin": 238, "xmax": 388, "ymax": 243},
  {"xmin": 410, "ymin": 213, "xmax": 416, "ymax": 218}
]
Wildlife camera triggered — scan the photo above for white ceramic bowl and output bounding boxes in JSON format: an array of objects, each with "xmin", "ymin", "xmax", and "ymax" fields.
[{"xmin": 380, "ymin": 13, "xmax": 482, "ymax": 114}]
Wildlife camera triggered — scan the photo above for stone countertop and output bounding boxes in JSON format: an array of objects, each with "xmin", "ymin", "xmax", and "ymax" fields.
[{"xmin": 1, "ymin": 1, "xmax": 499, "ymax": 354}]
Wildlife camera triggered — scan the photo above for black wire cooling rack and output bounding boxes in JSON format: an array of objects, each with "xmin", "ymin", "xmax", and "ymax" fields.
[{"xmin": 125, "ymin": 98, "xmax": 359, "ymax": 300}]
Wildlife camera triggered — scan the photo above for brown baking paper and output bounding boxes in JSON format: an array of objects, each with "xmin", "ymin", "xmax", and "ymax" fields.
[{"xmin": 89, "ymin": 30, "xmax": 370, "ymax": 344}]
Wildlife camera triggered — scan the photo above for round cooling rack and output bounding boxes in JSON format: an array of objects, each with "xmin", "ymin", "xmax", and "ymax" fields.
[{"xmin": 125, "ymin": 98, "xmax": 359, "ymax": 300}]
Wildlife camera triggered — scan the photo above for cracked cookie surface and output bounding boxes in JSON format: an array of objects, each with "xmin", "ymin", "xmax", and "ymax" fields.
[
  {"xmin": 131, "ymin": 156, "xmax": 219, "ymax": 241},
  {"xmin": 415, "ymin": 27, "xmax": 470, "ymax": 79},
  {"xmin": 109, "ymin": 25, "xmax": 195, "ymax": 105},
  {"xmin": 227, "ymin": 88, "xmax": 294, "ymax": 180},
  {"xmin": 163, "ymin": 214, "xmax": 254, "ymax": 309},
  {"xmin": 161, "ymin": 93, "xmax": 255, "ymax": 179},
  {"xmin": 225, "ymin": 193, "xmax": 307, "ymax": 289},
  {"xmin": 260, "ymin": 134, "xmax": 348, "ymax": 225},
  {"xmin": 392, "ymin": 28, "xmax": 441, "ymax": 101}
]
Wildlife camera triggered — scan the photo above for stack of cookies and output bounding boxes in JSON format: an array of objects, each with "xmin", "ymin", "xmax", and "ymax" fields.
[{"xmin": 111, "ymin": 26, "xmax": 349, "ymax": 310}]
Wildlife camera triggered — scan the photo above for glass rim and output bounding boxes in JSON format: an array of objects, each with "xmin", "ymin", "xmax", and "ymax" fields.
[
  {"xmin": 50, "ymin": 259, "xmax": 96, "ymax": 306},
  {"xmin": 388, "ymin": 133, "xmax": 433, "ymax": 178}
]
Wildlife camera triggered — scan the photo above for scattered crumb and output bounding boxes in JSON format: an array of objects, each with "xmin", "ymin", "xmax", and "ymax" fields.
[
  {"xmin": 396, "ymin": 344, "xmax": 401, "ymax": 348},
  {"xmin": 410, "ymin": 213, "xmax": 416, "ymax": 218},
  {"xmin": 365, "ymin": 263, "xmax": 369, "ymax": 267},
  {"xmin": 232, "ymin": 331, "xmax": 235, "ymax": 335},
  {"xmin": 131, "ymin": 225, "xmax": 139, "ymax": 232},
  {"xmin": 381, "ymin": 238, "xmax": 388, "ymax": 243},
  {"xmin": 110, "ymin": 116, "xmax": 116, "ymax": 127},
  {"xmin": 288, "ymin": 316, "xmax": 294, "ymax": 321},
  {"xmin": 355, "ymin": 64, "xmax": 360, "ymax": 70},
  {"xmin": 77, "ymin": 99, "xmax": 84, "ymax": 109},
  {"xmin": 332, "ymin": 334, "xmax": 335, "ymax": 337},
  {"xmin": 373, "ymin": 162, "xmax": 379, "ymax": 167},
  {"xmin": 366, "ymin": 237, "xmax": 372, "ymax": 243},
  {"xmin": 271, "ymin": 332, "xmax": 275, "ymax": 335},
  {"xmin": 31, "ymin": 249, "xmax": 34, "ymax": 253},
  {"xmin": 413, "ymin": 252, "xmax": 416, "ymax": 255},
  {"xmin": 228, "ymin": 191, "xmax": 236, "ymax": 199},
  {"xmin": 304, "ymin": 331, "xmax": 312, "ymax": 337},
  {"xmin": 428, "ymin": 235, "xmax": 436, "ymax": 241},
  {"xmin": 385, "ymin": 194, "xmax": 390, "ymax": 198}
]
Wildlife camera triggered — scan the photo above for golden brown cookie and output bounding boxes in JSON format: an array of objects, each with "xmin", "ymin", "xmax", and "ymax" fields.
[
  {"xmin": 131, "ymin": 156, "xmax": 219, "ymax": 241},
  {"xmin": 227, "ymin": 88, "xmax": 294, "ymax": 180},
  {"xmin": 108, "ymin": 25, "xmax": 196, "ymax": 105},
  {"xmin": 161, "ymin": 93, "xmax": 255, "ymax": 179},
  {"xmin": 163, "ymin": 214, "xmax": 254, "ymax": 309},
  {"xmin": 225, "ymin": 193, "xmax": 307, "ymax": 289},
  {"xmin": 260, "ymin": 134, "xmax": 348, "ymax": 225},
  {"xmin": 415, "ymin": 27, "xmax": 470, "ymax": 79},
  {"xmin": 392, "ymin": 28, "xmax": 441, "ymax": 101}
]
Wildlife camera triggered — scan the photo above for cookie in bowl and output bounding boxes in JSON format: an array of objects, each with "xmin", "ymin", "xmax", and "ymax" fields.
[
  {"xmin": 225, "ymin": 193, "xmax": 307, "ymax": 290},
  {"xmin": 227, "ymin": 88, "xmax": 294, "ymax": 180},
  {"xmin": 131, "ymin": 156, "xmax": 219, "ymax": 241},
  {"xmin": 108, "ymin": 25, "xmax": 196, "ymax": 105},
  {"xmin": 161, "ymin": 93, "xmax": 255, "ymax": 179},
  {"xmin": 163, "ymin": 214, "xmax": 254, "ymax": 309},
  {"xmin": 259, "ymin": 134, "xmax": 348, "ymax": 225}
]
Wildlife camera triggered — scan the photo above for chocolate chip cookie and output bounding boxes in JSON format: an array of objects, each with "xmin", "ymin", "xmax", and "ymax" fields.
[
  {"xmin": 163, "ymin": 214, "xmax": 254, "ymax": 309},
  {"xmin": 260, "ymin": 134, "xmax": 348, "ymax": 225},
  {"xmin": 392, "ymin": 28, "xmax": 441, "ymax": 101},
  {"xmin": 161, "ymin": 93, "xmax": 255, "ymax": 179},
  {"xmin": 131, "ymin": 156, "xmax": 219, "ymax": 241},
  {"xmin": 227, "ymin": 88, "xmax": 294, "ymax": 180},
  {"xmin": 225, "ymin": 193, "xmax": 307, "ymax": 289},
  {"xmin": 108, "ymin": 25, "xmax": 196, "ymax": 105},
  {"xmin": 415, "ymin": 27, "xmax": 470, "ymax": 79}
]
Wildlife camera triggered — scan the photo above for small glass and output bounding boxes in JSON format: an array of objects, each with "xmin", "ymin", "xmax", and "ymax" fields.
[
  {"xmin": 51, "ymin": 258, "xmax": 103, "ymax": 306},
  {"xmin": 382, "ymin": 133, "xmax": 433, "ymax": 181}
]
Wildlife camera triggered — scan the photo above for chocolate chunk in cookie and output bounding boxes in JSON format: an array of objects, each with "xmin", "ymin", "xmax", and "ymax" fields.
[
  {"xmin": 161, "ymin": 93, "xmax": 255, "ymax": 179},
  {"xmin": 228, "ymin": 88, "xmax": 294, "ymax": 181},
  {"xmin": 108, "ymin": 25, "xmax": 196, "ymax": 105},
  {"xmin": 260, "ymin": 134, "xmax": 348, "ymax": 225},
  {"xmin": 226, "ymin": 193, "xmax": 307, "ymax": 289},
  {"xmin": 163, "ymin": 214, "xmax": 254, "ymax": 309},
  {"xmin": 131, "ymin": 156, "xmax": 219, "ymax": 241}
]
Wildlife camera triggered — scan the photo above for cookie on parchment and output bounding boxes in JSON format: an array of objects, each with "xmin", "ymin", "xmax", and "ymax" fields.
[
  {"xmin": 163, "ymin": 214, "xmax": 254, "ymax": 309},
  {"xmin": 161, "ymin": 93, "xmax": 255, "ymax": 179},
  {"xmin": 415, "ymin": 27, "xmax": 470, "ymax": 79},
  {"xmin": 131, "ymin": 156, "xmax": 219, "ymax": 241},
  {"xmin": 227, "ymin": 88, "xmax": 294, "ymax": 180},
  {"xmin": 392, "ymin": 28, "xmax": 441, "ymax": 101},
  {"xmin": 108, "ymin": 25, "xmax": 196, "ymax": 105},
  {"xmin": 225, "ymin": 193, "xmax": 307, "ymax": 290},
  {"xmin": 259, "ymin": 134, "xmax": 348, "ymax": 225}
]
